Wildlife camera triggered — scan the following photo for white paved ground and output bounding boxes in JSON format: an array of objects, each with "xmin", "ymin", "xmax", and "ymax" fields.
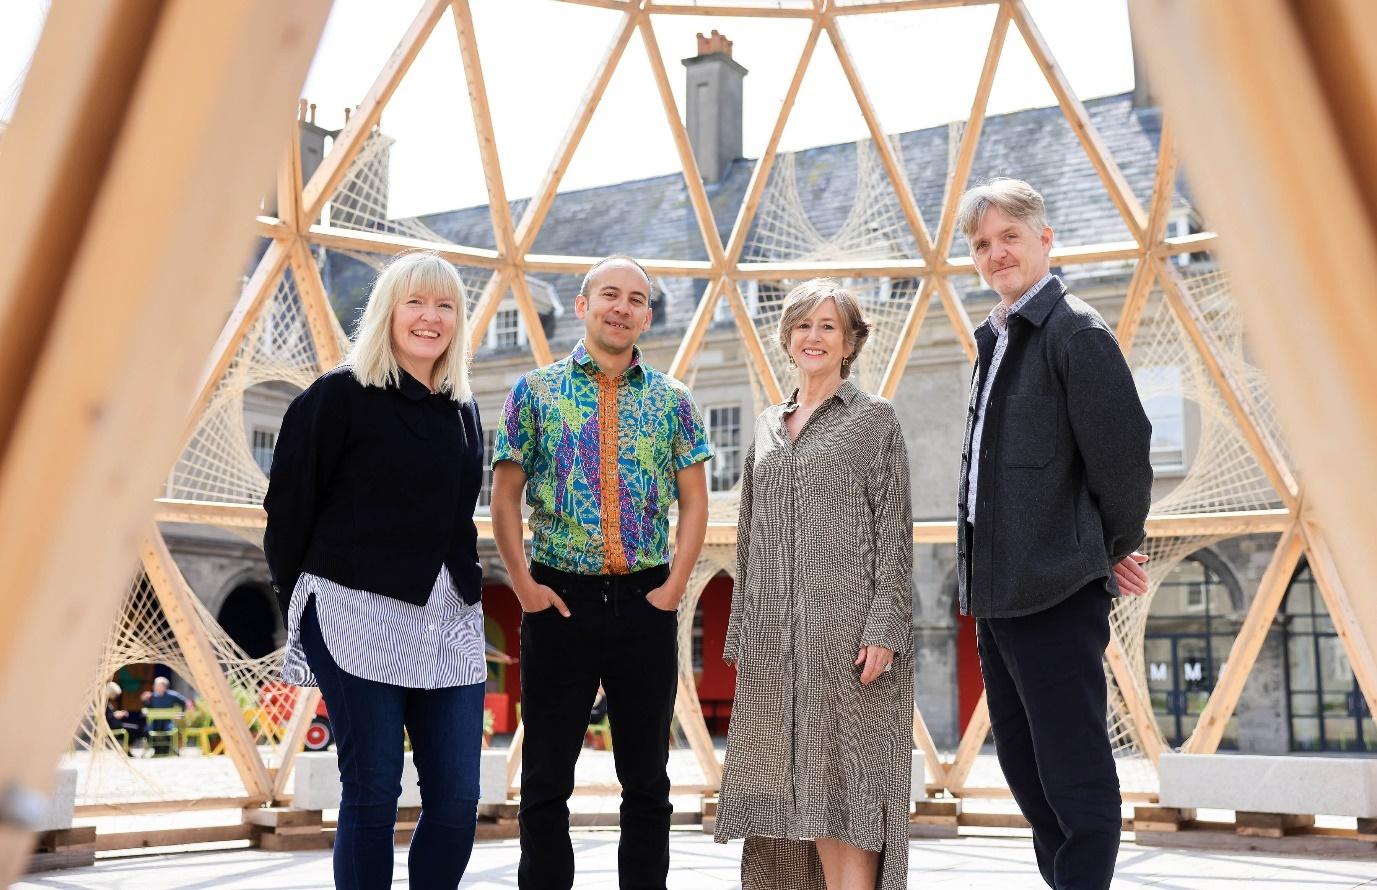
[{"xmin": 18, "ymin": 830, "xmax": 1377, "ymax": 889}]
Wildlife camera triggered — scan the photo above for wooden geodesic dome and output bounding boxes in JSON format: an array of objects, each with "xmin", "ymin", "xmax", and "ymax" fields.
[{"xmin": 2, "ymin": 0, "xmax": 1376, "ymax": 877}]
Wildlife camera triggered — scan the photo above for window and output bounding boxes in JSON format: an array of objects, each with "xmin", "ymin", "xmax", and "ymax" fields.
[
  {"xmin": 478, "ymin": 428, "xmax": 497, "ymax": 509},
  {"xmin": 706, "ymin": 406, "xmax": 742, "ymax": 492},
  {"xmin": 487, "ymin": 305, "xmax": 525, "ymax": 351},
  {"xmin": 251, "ymin": 428, "xmax": 277, "ymax": 475},
  {"xmin": 1133, "ymin": 365, "xmax": 1187, "ymax": 472},
  {"xmin": 1284, "ymin": 564, "xmax": 1375, "ymax": 752}
]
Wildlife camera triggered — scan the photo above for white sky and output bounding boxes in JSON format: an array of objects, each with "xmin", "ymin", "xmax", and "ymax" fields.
[{"xmin": 3, "ymin": 0, "xmax": 1133, "ymax": 219}]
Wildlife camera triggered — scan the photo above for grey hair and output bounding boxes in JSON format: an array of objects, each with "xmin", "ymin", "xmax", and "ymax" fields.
[
  {"xmin": 776, "ymin": 278, "xmax": 872, "ymax": 380},
  {"xmin": 956, "ymin": 177, "xmax": 1048, "ymax": 244},
  {"xmin": 580, "ymin": 255, "xmax": 653, "ymax": 298}
]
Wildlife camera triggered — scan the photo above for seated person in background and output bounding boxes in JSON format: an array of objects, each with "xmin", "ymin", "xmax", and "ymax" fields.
[
  {"xmin": 140, "ymin": 676, "xmax": 191, "ymax": 733},
  {"xmin": 104, "ymin": 682, "xmax": 145, "ymax": 751}
]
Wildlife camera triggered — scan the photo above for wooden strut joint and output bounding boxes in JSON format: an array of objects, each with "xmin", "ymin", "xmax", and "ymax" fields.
[
  {"xmin": 142, "ymin": 529, "xmax": 275, "ymax": 800},
  {"xmin": 1010, "ymin": 0, "xmax": 1148, "ymax": 242},
  {"xmin": 1182, "ymin": 521, "xmax": 1305, "ymax": 755}
]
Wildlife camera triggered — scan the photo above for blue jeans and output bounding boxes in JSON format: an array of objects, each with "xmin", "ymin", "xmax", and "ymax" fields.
[{"xmin": 300, "ymin": 596, "xmax": 484, "ymax": 890}]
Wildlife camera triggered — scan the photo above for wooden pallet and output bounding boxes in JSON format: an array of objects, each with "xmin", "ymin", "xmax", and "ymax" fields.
[
  {"xmin": 26, "ymin": 826, "xmax": 97, "ymax": 873},
  {"xmin": 1133, "ymin": 806, "xmax": 1377, "ymax": 857}
]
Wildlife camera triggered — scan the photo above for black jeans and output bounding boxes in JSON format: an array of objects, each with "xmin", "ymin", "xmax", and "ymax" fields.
[
  {"xmin": 300, "ymin": 596, "xmax": 484, "ymax": 890},
  {"xmin": 976, "ymin": 582, "xmax": 1121, "ymax": 890},
  {"xmin": 518, "ymin": 562, "xmax": 678, "ymax": 890}
]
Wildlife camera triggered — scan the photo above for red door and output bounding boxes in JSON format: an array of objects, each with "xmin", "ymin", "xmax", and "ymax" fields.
[{"xmin": 956, "ymin": 610, "xmax": 984, "ymax": 734}]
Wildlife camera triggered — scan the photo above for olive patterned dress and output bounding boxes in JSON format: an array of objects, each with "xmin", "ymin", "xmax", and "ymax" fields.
[{"xmin": 715, "ymin": 378, "xmax": 915, "ymax": 890}]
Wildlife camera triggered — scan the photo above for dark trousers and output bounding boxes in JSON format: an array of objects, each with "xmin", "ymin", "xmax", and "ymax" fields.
[
  {"xmin": 518, "ymin": 562, "xmax": 678, "ymax": 890},
  {"xmin": 976, "ymin": 582, "xmax": 1121, "ymax": 890},
  {"xmin": 300, "ymin": 596, "xmax": 484, "ymax": 890}
]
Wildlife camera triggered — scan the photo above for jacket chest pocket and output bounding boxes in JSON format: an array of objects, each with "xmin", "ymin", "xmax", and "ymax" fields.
[{"xmin": 1002, "ymin": 394, "xmax": 1056, "ymax": 468}]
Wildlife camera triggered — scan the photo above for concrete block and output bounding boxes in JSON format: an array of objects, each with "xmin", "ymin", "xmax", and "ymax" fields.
[
  {"xmin": 35, "ymin": 769, "xmax": 76, "ymax": 832},
  {"xmin": 293, "ymin": 751, "xmax": 422, "ymax": 811},
  {"xmin": 911, "ymin": 750, "xmax": 927, "ymax": 804},
  {"xmin": 1159, "ymin": 753, "xmax": 1377, "ymax": 818},
  {"xmin": 480, "ymin": 750, "xmax": 508, "ymax": 805}
]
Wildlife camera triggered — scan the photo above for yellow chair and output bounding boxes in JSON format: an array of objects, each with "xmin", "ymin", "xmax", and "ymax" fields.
[{"xmin": 143, "ymin": 707, "xmax": 185, "ymax": 756}]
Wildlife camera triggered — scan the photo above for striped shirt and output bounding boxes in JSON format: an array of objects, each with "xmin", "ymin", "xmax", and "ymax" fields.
[
  {"xmin": 966, "ymin": 273, "xmax": 1054, "ymax": 521},
  {"xmin": 281, "ymin": 567, "xmax": 487, "ymax": 690}
]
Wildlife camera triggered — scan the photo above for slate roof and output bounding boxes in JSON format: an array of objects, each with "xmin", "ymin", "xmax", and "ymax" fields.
[{"xmin": 326, "ymin": 92, "xmax": 1184, "ymax": 354}]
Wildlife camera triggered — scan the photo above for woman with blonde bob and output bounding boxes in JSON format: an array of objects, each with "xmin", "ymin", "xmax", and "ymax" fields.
[
  {"xmin": 265, "ymin": 250, "xmax": 487, "ymax": 889},
  {"xmin": 716, "ymin": 279, "xmax": 915, "ymax": 890}
]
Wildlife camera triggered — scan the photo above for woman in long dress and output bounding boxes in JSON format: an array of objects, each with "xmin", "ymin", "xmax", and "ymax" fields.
[{"xmin": 715, "ymin": 279, "xmax": 915, "ymax": 890}]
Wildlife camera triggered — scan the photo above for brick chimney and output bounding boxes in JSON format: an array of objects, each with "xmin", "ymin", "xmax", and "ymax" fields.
[{"xmin": 682, "ymin": 30, "xmax": 747, "ymax": 183}]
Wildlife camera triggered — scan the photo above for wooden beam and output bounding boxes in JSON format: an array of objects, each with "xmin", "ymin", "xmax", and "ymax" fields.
[
  {"xmin": 722, "ymin": 19, "xmax": 824, "ymax": 265},
  {"xmin": 735, "ymin": 259, "xmax": 928, "ymax": 279},
  {"xmin": 182, "ymin": 238, "xmax": 292, "ymax": 448},
  {"xmin": 272, "ymin": 687, "xmax": 324, "ymax": 802},
  {"xmin": 306, "ymin": 224, "xmax": 502, "ymax": 268},
  {"xmin": 1105, "ymin": 635, "xmax": 1164, "ymax": 764},
  {"xmin": 451, "ymin": 0, "xmax": 517, "ymax": 262},
  {"xmin": 1010, "ymin": 0, "xmax": 1148, "ymax": 241},
  {"xmin": 934, "ymin": 277, "xmax": 978, "ymax": 362},
  {"xmin": 1157, "ymin": 261, "xmax": 1299, "ymax": 508},
  {"xmin": 1132, "ymin": 0, "xmax": 1377, "ymax": 724},
  {"xmin": 276, "ymin": 120, "xmax": 304, "ymax": 235},
  {"xmin": 1182, "ymin": 521, "xmax": 1304, "ymax": 755},
  {"xmin": 1299, "ymin": 518, "xmax": 1377, "ymax": 730},
  {"xmin": 0, "ymin": 1, "xmax": 329, "ymax": 878},
  {"xmin": 1157, "ymin": 231, "xmax": 1217, "ymax": 257},
  {"xmin": 721, "ymin": 278, "xmax": 786, "ymax": 405},
  {"xmin": 674, "ymin": 673, "xmax": 723, "ymax": 788},
  {"xmin": 945, "ymin": 691, "xmax": 990, "ymax": 793},
  {"xmin": 823, "ymin": 14, "xmax": 935, "ymax": 263},
  {"xmin": 912, "ymin": 705, "xmax": 948, "ymax": 789},
  {"xmin": 1117, "ymin": 118, "xmax": 1177, "ymax": 350},
  {"xmin": 637, "ymin": 15, "xmax": 729, "ymax": 269},
  {"xmin": 879, "ymin": 279, "xmax": 936, "ymax": 399},
  {"xmin": 509, "ymin": 271, "xmax": 555, "ymax": 367},
  {"xmin": 668, "ymin": 277, "xmax": 727, "ymax": 381},
  {"xmin": 301, "ymin": 0, "xmax": 449, "ymax": 222},
  {"xmin": 142, "ymin": 530, "xmax": 275, "ymax": 799},
  {"xmin": 288, "ymin": 241, "xmax": 344, "ymax": 371},
  {"xmin": 506, "ymin": 719, "xmax": 525, "ymax": 796},
  {"xmin": 512, "ymin": 9, "xmax": 640, "ymax": 256},
  {"xmin": 885, "ymin": 4, "xmax": 1008, "ymax": 397},
  {"xmin": 465, "ymin": 266, "xmax": 514, "ymax": 359},
  {"xmin": 932, "ymin": 3, "xmax": 1011, "ymax": 260}
]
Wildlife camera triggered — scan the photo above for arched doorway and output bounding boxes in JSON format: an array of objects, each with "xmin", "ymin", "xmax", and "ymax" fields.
[
  {"xmin": 1143, "ymin": 553, "xmax": 1242, "ymax": 748},
  {"xmin": 1282, "ymin": 562, "xmax": 1376, "ymax": 752},
  {"xmin": 217, "ymin": 583, "xmax": 279, "ymax": 659}
]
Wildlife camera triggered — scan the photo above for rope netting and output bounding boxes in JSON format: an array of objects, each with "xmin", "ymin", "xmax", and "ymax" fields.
[
  {"xmin": 67, "ymin": 571, "xmax": 295, "ymax": 806},
  {"xmin": 742, "ymin": 139, "xmax": 922, "ymax": 395}
]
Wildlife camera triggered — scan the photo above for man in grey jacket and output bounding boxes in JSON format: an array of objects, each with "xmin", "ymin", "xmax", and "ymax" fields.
[{"xmin": 954, "ymin": 178, "xmax": 1153, "ymax": 890}]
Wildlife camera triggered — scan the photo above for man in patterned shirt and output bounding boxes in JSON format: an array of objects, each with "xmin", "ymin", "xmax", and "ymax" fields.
[{"xmin": 491, "ymin": 255, "xmax": 712, "ymax": 890}]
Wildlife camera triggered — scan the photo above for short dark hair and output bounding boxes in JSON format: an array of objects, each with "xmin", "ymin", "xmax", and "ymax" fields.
[{"xmin": 580, "ymin": 255, "xmax": 653, "ymax": 298}]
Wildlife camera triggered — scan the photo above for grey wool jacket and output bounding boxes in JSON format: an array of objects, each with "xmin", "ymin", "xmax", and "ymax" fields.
[{"xmin": 956, "ymin": 275, "xmax": 1153, "ymax": 619}]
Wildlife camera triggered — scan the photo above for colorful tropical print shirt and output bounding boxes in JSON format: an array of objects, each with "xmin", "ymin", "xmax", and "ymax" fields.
[{"xmin": 493, "ymin": 340, "xmax": 713, "ymax": 575}]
